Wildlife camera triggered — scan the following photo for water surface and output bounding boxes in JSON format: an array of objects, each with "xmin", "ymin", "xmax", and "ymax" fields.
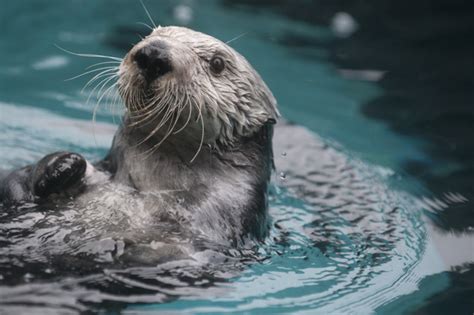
[{"xmin": 1, "ymin": 1, "xmax": 473, "ymax": 314}]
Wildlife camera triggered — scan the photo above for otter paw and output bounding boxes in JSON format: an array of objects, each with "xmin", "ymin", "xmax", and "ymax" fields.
[{"xmin": 32, "ymin": 152, "xmax": 87, "ymax": 198}]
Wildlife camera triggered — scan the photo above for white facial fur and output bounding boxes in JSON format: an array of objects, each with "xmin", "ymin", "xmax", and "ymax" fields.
[{"xmin": 118, "ymin": 26, "xmax": 279, "ymax": 147}]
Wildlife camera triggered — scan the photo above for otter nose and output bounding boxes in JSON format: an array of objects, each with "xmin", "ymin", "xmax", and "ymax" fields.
[{"xmin": 133, "ymin": 41, "xmax": 172, "ymax": 82}]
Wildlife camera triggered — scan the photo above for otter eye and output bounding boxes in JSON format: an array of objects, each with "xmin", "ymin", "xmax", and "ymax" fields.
[{"xmin": 210, "ymin": 55, "xmax": 225, "ymax": 74}]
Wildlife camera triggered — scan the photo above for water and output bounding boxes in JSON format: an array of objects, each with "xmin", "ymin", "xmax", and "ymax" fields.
[{"xmin": 1, "ymin": 1, "xmax": 473, "ymax": 314}]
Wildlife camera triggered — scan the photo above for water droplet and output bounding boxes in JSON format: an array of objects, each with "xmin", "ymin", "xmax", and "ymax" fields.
[
  {"xmin": 44, "ymin": 268, "xmax": 53, "ymax": 274},
  {"xmin": 279, "ymin": 172, "xmax": 287, "ymax": 180},
  {"xmin": 23, "ymin": 273, "xmax": 34, "ymax": 282},
  {"xmin": 176, "ymin": 197, "xmax": 185, "ymax": 205},
  {"xmin": 281, "ymin": 152, "xmax": 287, "ymax": 157}
]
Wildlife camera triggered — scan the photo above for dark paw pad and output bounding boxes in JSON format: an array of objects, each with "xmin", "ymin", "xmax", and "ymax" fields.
[{"xmin": 33, "ymin": 152, "xmax": 87, "ymax": 198}]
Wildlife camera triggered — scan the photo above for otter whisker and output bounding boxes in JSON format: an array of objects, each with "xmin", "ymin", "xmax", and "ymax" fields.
[
  {"xmin": 140, "ymin": 108, "xmax": 184, "ymax": 159},
  {"xmin": 83, "ymin": 66, "xmax": 118, "ymax": 85},
  {"xmin": 122, "ymin": 81, "xmax": 160, "ymax": 117},
  {"xmin": 129, "ymin": 83, "xmax": 175, "ymax": 121},
  {"xmin": 153, "ymin": 101, "xmax": 175, "ymax": 132},
  {"xmin": 127, "ymin": 92, "xmax": 160, "ymax": 118},
  {"xmin": 129, "ymin": 87, "xmax": 148, "ymax": 118},
  {"xmin": 118, "ymin": 82, "xmax": 133, "ymax": 112},
  {"xmin": 128, "ymin": 98, "xmax": 170, "ymax": 146},
  {"xmin": 164, "ymin": 101, "xmax": 186, "ymax": 136},
  {"xmin": 165, "ymin": 94, "xmax": 189, "ymax": 136},
  {"xmin": 126, "ymin": 95, "xmax": 163, "ymax": 125},
  {"xmin": 123, "ymin": 85, "xmax": 138, "ymax": 113},
  {"xmin": 86, "ymin": 73, "xmax": 117, "ymax": 106},
  {"xmin": 226, "ymin": 32, "xmax": 248, "ymax": 45},
  {"xmin": 96, "ymin": 82, "xmax": 118, "ymax": 119},
  {"xmin": 108, "ymin": 87, "xmax": 122, "ymax": 124},
  {"xmin": 88, "ymin": 76, "xmax": 118, "ymax": 140},
  {"xmin": 86, "ymin": 60, "xmax": 121, "ymax": 70},
  {"xmin": 129, "ymin": 89, "xmax": 143, "ymax": 116},
  {"xmin": 118, "ymin": 86, "xmax": 134, "ymax": 124},
  {"xmin": 84, "ymin": 73, "xmax": 119, "ymax": 111},
  {"xmin": 173, "ymin": 94, "xmax": 193, "ymax": 134},
  {"xmin": 142, "ymin": 109, "xmax": 182, "ymax": 158},
  {"xmin": 133, "ymin": 94, "xmax": 178, "ymax": 150},
  {"xmin": 136, "ymin": 21, "xmax": 154, "ymax": 32},
  {"xmin": 66, "ymin": 66, "xmax": 118, "ymax": 82},
  {"xmin": 139, "ymin": 0, "xmax": 157, "ymax": 29},
  {"xmin": 87, "ymin": 75, "xmax": 112, "ymax": 106},
  {"xmin": 82, "ymin": 68, "xmax": 118, "ymax": 94},
  {"xmin": 103, "ymin": 81, "xmax": 121, "ymax": 117},
  {"xmin": 194, "ymin": 94, "xmax": 204, "ymax": 124},
  {"xmin": 190, "ymin": 104, "xmax": 205, "ymax": 163},
  {"xmin": 55, "ymin": 45, "xmax": 122, "ymax": 61},
  {"xmin": 91, "ymin": 81, "xmax": 118, "ymax": 145},
  {"xmin": 93, "ymin": 79, "xmax": 118, "ymax": 122}
]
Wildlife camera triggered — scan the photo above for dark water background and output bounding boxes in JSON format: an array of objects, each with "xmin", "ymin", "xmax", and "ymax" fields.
[
  {"xmin": 222, "ymin": 2, "xmax": 474, "ymax": 312},
  {"xmin": 0, "ymin": 0, "xmax": 473, "ymax": 314}
]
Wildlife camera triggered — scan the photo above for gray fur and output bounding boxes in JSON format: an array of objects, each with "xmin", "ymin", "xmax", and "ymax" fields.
[
  {"xmin": 98, "ymin": 26, "xmax": 279, "ymax": 246},
  {"xmin": 118, "ymin": 26, "xmax": 279, "ymax": 148},
  {"xmin": 0, "ymin": 27, "xmax": 278, "ymax": 261}
]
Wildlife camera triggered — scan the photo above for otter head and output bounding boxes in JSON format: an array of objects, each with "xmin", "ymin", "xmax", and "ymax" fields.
[{"xmin": 118, "ymin": 26, "xmax": 279, "ymax": 151}]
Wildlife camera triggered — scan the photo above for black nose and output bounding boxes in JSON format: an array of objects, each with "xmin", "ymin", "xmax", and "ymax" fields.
[{"xmin": 133, "ymin": 41, "xmax": 172, "ymax": 82}]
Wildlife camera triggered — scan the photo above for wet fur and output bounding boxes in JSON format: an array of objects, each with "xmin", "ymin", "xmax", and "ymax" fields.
[
  {"xmin": 0, "ymin": 26, "xmax": 279, "ymax": 256},
  {"xmin": 98, "ymin": 119, "xmax": 275, "ymax": 246}
]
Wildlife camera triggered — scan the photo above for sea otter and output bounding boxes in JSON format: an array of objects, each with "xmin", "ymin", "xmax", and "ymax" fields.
[{"xmin": 0, "ymin": 26, "xmax": 279, "ymax": 258}]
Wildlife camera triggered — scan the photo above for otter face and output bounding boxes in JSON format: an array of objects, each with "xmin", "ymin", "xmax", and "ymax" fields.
[{"xmin": 118, "ymin": 26, "xmax": 278, "ymax": 148}]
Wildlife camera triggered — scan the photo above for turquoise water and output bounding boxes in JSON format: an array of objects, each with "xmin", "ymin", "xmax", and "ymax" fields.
[{"xmin": 1, "ymin": 1, "xmax": 473, "ymax": 314}]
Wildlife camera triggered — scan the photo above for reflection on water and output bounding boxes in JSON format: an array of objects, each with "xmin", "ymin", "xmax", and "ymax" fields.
[
  {"xmin": 224, "ymin": 0, "xmax": 474, "ymax": 233},
  {"xmin": 221, "ymin": 1, "xmax": 474, "ymax": 312},
  {"xmin": 0, "ymin": 116, "xmax": 428, "ymax": 313},
  {"xmin": 1, "ymin": 0, "xmax": 473, "ymax": 314}
]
